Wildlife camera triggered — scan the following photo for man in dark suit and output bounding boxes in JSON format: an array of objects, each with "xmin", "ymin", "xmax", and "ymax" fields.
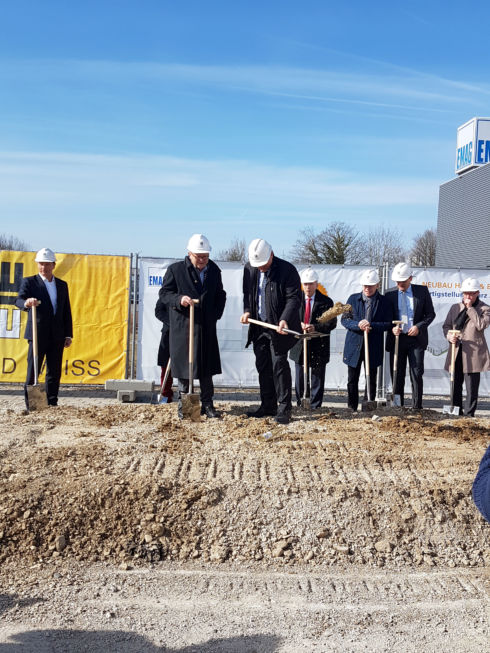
[
  {"xmin": 342, "ymin": 269, "xmax": 392, "ymax": 412},
  {"xmin": 289, "ymin": 268, "xmax": 337, "ymax": 409},
  {"xmin": 160, "ymin": 234, "xmax": 226, "ymax": 418},
  {"xmin": 15, "ymin": 247, "xmax": 73, "ymax": 408},
  {"xmin": 385, "ymin": 262, "xmax": 435, "ymax": 410},
  {"xmin": 240, "ymin": 238, "xmax": 301, "ymax": 424}
]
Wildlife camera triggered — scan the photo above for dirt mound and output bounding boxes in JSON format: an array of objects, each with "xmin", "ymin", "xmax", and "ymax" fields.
[{"xmin": 0, "ymin": 402, "xmax": 488, "ymax": 574}]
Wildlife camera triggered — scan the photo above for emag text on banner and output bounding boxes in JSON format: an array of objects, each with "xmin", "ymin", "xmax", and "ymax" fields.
[{"xmin": 0, "ymin": 250, "xmax": 130, "ymax": 384}]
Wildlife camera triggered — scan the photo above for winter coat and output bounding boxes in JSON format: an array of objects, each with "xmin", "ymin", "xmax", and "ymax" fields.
[
  {"xmin": 243, "ymin": 256, "xmax": 301, "ymax": 355},
  {"xmin": 289, "ymin": 290, "xmax": 337, "ymax": 368},
  {"xmin": 473, "ymin": 445, "xmax": 490, "ymax": 523},
  {"xmin": 15, "ymin": 275, "xmax": 73, "ymax": 343},
  {"xmin": 154, "ymin": 296, "xmax": 170, "ymax": 367},
  {"xmin": 159, "ymin": 257, "xmax": 226, "ymax": 378},
  {"xmin": 341, "ymin": 291, "xmax": 392, "ymax": 368},
  {"xmin": 442, "ymin": 300, "xmax": 490, "ymax": 373},
  {"xmin": 385, "ymin": 284, "xmax": 435, "ymax": 352}
]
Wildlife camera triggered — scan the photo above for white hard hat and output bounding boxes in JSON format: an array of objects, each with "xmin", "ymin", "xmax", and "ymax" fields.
[
  {"xmin": 300, "ymin": 267, "xmax": 318, "ymax": 283},
  {"xmin": 248, "ymin": 238, "xmax": 272, "ymax": 267},
  {"xmin": 360, "ymin": 269, "xmax": 379, "ymax": 286},
  {"xmin": 35, "ymin": 247, "xmax": 56, "ymax": 263},
  {"xmin": 187, "ymin": 234, "xmax": 211, "ymax": 253},
  {"xmin": 392, "ymin": 262, "xmax": 412, "ymax": 282},
  {"xmin": 461, "ymin": 277, "xmax": 480, "ymax": 292}
]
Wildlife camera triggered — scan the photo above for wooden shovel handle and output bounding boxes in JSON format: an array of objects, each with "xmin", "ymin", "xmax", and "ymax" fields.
[
  {"xmin": 364, "ymin": 329, "xmax": 370, "ymax": 377},
  {"xmin": 188, "ymin": 299, "xmax": 199, "ymax": 391},
  {"xmin": 32, "ymin": 303, "xmax": 39, "ymax": 385}
]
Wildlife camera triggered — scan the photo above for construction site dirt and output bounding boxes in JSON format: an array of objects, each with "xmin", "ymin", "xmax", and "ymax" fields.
[{"xmin": 0, "ymin": 386, "xmax": 488, "ymax": 652}]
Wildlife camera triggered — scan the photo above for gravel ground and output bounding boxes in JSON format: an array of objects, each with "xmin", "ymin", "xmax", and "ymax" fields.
[{"xmin": 0, "ymin": 385, "xmax": 488, "ymax": 652}]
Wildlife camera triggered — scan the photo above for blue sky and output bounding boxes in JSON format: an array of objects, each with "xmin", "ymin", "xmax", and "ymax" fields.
[{"xmin": 1, "ymin": 0, "xmax": 489, "ymax": 258}]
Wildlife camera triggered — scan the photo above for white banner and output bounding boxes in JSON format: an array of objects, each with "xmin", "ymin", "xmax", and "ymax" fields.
[
  {"xmin": 137, "ymin": 259, "xmax": 370, "ymax": 389},
  {"xmin": 138, "ymin": 260, "xmax": 490, "ymax": 397}
]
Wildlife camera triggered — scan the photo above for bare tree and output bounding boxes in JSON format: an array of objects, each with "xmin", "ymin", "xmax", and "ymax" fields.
[
  {"xmin": 292, "ymin": 222, "xmax": 361, "ymax": 265},
  {"xmin": 217, "ymin": 237, "xmax": 247, "ymax": 263},
  {"xmin": 0, "ymin": 233, "xmax": 29, "ymax": 250},
  {"xmin": 410, "ymin": 228, "xmax": 436, "ymax": 267},
  {"xmin": 357, "ymin": 225, "xmax": 406, "ymax": 267}
]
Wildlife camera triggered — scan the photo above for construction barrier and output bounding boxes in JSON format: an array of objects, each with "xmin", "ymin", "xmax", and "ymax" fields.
[
  {"xmin": 138, "ymin": 258, "xmax": 490, "ymax": 396},
  {"xmin": 0, "ymin": 250, "xmax": 130, "ymax": 384}
]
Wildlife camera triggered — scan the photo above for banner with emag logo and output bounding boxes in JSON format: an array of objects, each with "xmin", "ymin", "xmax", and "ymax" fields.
[{"xmin": 0, "ymin": 250, "xmax": 130, "ymax": 384}]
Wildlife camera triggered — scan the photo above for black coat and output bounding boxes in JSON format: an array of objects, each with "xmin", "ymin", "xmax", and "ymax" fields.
[
  {"xmin": 15, "ymin": 275, "xmax": 73, "ymax": 343},
  {"xmin": 384, "ymin": 284, "xmax": 435, "ymax": 352},
  {"xmin": 154, "ymin": 296, "xmax": 170, "ymax": 367},
  {"xmin": 289, "ymin": 290, "xmax": 337, "ymax": 367},
  {"xmin": 341, "ymin": 291, "xmax": 392, "ymax": 368},
  {"xmin": 159, "ymin": 257, "xmax": 226, "ymax": 378},
  {"xmin": 243, "ymin": 256, "xmax": 301, "ymax": 354}
]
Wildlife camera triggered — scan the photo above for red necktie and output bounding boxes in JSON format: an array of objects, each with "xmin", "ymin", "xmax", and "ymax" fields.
[{"xmin": 304, "ymin": 297, "xmax": 311, "ymax": 325}]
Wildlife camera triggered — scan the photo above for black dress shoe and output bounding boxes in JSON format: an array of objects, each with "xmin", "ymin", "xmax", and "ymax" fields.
[
  {"xmin": 246, "ymin": 406, "xmax": 277, "ymax": 418},
  {"xmin": 201, "ymin": 404, "xmax": 219, "ymax": 418},
  {"xmin": 274, "ymin": 413, "xmax": 290, "ymax": 424}
]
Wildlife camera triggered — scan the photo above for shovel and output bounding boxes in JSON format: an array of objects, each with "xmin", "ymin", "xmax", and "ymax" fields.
[
  {"xmin": 181, "ymin": 299, "xmax": 201, "ymax": 421},
  {"xmin": 157, "ymin": 357, "xmax": 172, "ymax": 404},
  {"xmin": 26, "ymin": 303, "xmax": 47, "ymax": 412},
  {"xmin": 301, "ymin": 335, "xmax": 311, "ymax": 410},
  {"xmin": 443, "ymin": 330, "xmax": 461, "ymax": 416},
  {"xmin": 392, "ymin": 320, "xmax": 404, "ymax": 407},
  {"xmin": 361, "ymin": 329, "xmax": 376, "ymax": 412}
]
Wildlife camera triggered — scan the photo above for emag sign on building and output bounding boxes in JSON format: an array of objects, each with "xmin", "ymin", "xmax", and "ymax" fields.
[{"xmin": 455, "ymin": 117, "xmax": 490, "ymax": 174}]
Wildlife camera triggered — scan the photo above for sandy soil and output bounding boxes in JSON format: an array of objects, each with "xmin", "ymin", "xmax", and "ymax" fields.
[{"xmin": 0, "ymin": 386, "xmax": 488, "ymax": 652}]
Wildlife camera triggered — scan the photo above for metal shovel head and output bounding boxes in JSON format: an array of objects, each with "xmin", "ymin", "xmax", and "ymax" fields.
[
  {"xmin": 181, "ymin": 393, "xmax": 201, "ymax": 421},
  {"xmin": 361, "ymin": 400, "xmax": 377, "ymax": 412},
  {"xmin": 442, "ymin": 404, "xmax": 460, "ymax": 416},
  {"xmin": 392, "ymin": 394, "xmax": 402, "ymax": 407},
  {"xmin": 26, "ymin": 383, "xmax": 47, "ymax": 412},
  {"xmin": 301, "ymin": 397, "xmax": 311, "ymax": 410}
]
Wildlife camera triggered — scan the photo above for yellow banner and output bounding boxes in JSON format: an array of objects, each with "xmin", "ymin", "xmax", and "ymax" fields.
[{"xmin": 0, "ymin": 250, "xmax": 130, "ymax": 384}]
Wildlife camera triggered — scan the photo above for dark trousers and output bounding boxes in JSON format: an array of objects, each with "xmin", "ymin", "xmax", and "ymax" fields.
[
  {"xmin": 452, "ymin": 349, "xmax": 480, "ymax": 416},
  {"xmin": 253, "ymin": 331, "xmax": 292, "ymax": 416},
  {"xmin": 295, "ymin": 363, "xmax": 326, "ymax": 408},
  {"xmin": 347, "ymin": 345, "xmax": 377, "ymax": 411},
  {"xmin": 24, "ymin": 337, "xmax": 64, "ymax": 407},
  {"xmin": 389, "ymin": 334, "xmax": 425, "ymax": 409},
  {"xmin": 177, "ymin": 375, "xmax": 214, "ymax": 406}
]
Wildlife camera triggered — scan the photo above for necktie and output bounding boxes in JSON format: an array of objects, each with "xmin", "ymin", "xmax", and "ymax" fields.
[
  {"xmin": 401, "ymin": 292, "xmax": 409, "ymax": 333},
  {"xmin": 365, "ymin": 297, "xmax": 372, "ymax": 323},
  {"xmin": 259, "ymin": 272, "xmax": 267, "ymax": 321},
  {"xmin": 304, "ymin": 297, "xmax": 311, "ymax": 325}
]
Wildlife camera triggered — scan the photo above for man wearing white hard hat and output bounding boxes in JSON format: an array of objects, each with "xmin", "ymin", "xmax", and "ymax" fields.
[
  {"xmin": 289, "ymin": 267, "xmax": 337, "ymax": 409},
  {"xmin": 341, "ymin": 269, "xmax": 391, "ymax": 411},
  {"xmin": 15, "ymin": 248, "xmax": 73, "ymax": 408},
  {"xmin": 240, "ymin": 239, "xmax": 301, "ymax": 424},
  {"xmin": 442, "ymin": 277, "xmax": 490, "ymax": 416},
  {"xmin": 159, "ymin": 234, "xmax": 226, "ymax": 418},
  {"xmin": 384, "ymin": 262, "xmax": 435, "ymax": 410}
]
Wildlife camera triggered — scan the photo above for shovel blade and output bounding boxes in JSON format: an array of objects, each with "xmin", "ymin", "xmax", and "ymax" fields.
[
  {"xmin": 361, "ymin": 400, "xmax": 377, "ymax": 412},
  {"xmin": 442, "ymin": 405, "xmax": 460, "ymax": 415},
  {"xmin": 181, "ymin": 393, "xmax": 201, "ymax": 421},
  {"xmin": 26, "ymin": 383, "xmax": 47, "ymax": 412},
  {"xmin": 392, "ymin": 394, "xmax": 402, "ymax": 407},
  {"xmin": 301, "ymin": 397, "xmax": 311, "ymax": 410}
]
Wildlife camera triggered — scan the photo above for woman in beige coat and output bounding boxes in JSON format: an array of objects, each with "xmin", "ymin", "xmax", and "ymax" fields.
[{"xmin": 442, "ymin": 277, "xmax": 490, "ymax": 416}]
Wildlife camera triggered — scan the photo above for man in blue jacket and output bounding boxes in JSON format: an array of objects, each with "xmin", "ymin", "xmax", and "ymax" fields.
[
  {"xmin": 341, "ymin": 269, "xmax": 392, "ymax": 412},
  {"xmin": 473, "ymin": 446, "xmax": 490, "ymax": 523},
  {"xmin": 15, "ymin": 247, "xmax": 73, "ymax": 408}
]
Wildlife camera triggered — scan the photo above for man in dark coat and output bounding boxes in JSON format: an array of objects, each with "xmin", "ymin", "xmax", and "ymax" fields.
[
  {"xmin": 473, "ymin": 445, "xmax": 490, "ymax": 523},
  {"xmin": 240, "ymin": 238, "xmax": 301, "ymax": 424},
  {"xmin": 15, "ymin": 247, "xmax": 73, "ymax": 408},
  {"xmin": 385, "ymin": 262, "xmax": 435, "ymax": 409},
  {"xmin": 159, "ymin": 234, "xmax": 226, "ymax": 418},
  {"xmin": 289, "ymin": 267, "xmax": 337, "ymax": 409},
  {"xmin": 154, "ymin": 296, "xmax": 173, "ymax": 402},
  {"xmin": 341, "ymin": 269, "xmax": 391, "ymax": 412}
]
